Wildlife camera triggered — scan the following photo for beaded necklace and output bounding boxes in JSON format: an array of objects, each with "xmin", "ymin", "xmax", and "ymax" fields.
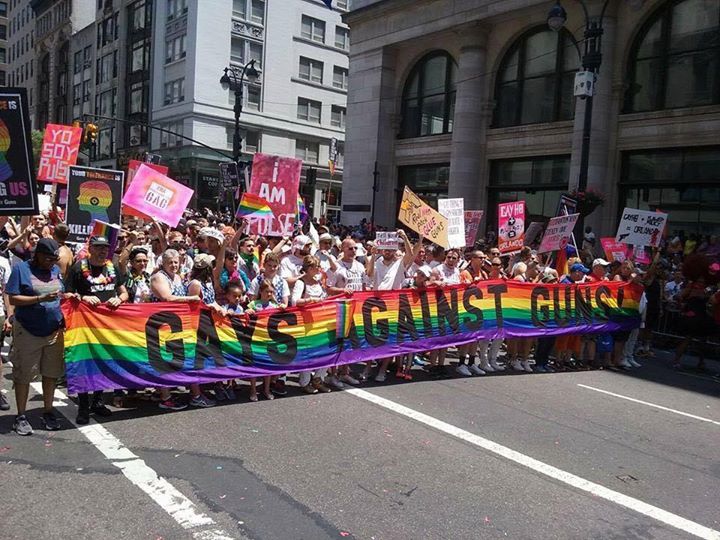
[{"xmin": 81, "ymin": 258, "xmax": 116, "ymax": 286}]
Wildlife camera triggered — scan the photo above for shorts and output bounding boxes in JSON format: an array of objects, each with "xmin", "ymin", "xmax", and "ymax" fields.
[
  {"xmin": 10, "ymin": 322, "xmax": 65, "ymax": 384},
  {"xmin": 554, "ymin": 334, "xmax": 581, "ymax": 354}
]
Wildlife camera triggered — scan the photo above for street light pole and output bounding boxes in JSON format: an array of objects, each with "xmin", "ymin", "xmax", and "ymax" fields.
[
  {"xmin": 220, "ymin": 60, "xmax": 260, "ymax": 163},
  {"xmin": 370, "ymin": 160, "xmax": 379, "ymax": 228}
]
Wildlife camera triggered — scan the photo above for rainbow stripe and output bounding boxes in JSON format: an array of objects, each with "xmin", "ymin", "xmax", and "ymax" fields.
[
  {"xmin": 62, "ymin": 281, "xmax": 642, "ymax": 394},
  {"xmin": 89, "ymin": 219, "xmax": 121, "ymax": 254},
  {"xmin": 0, "ymin": 119, "xmax": 13, "ymax": 182},
  {"xmin": 297, "ymin": 195, "xmax": 308, "ymax": 223},
  {"xmin": 236, "ymin": 192, "xmax": 273, "ymax": 219}
]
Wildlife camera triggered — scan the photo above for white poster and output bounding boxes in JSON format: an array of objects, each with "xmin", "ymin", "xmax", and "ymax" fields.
[
  {"xmin": 438, "ymin": 198, "xmax": 466, "ymax": 249},
  {"xmin": 375, "ymin": 231, "xmax": 399, "ymax": 250},
  {"xmin": 615, "ymin": 208, "xmax": 668, "ymax": 248}
]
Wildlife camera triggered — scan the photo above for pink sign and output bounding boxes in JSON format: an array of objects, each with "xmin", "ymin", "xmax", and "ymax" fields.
[
  {"xmin": 37, "ymin": 124, "xmax": 83, "ymax": 184},
  {"xmin": 246, "ymin": 153, "xmax": 301, "ymax": 237},
  {"xmin": 464, "ymin": 210, "xmax": 484, "ymax": 247},
  {"xmin": 538, "ymin": 213, "xmax": 579, "ymax": 254},
  {"xmin": 122, "ymin": 160, "xmax": 170, "ymax": 219},
  {"xmin": 601, "ymin": 237, "xmax": 628, "ymax": 262},
  {"xmin": 121, "ymin": 164, "xmax": 193, "ymax": 227},
  {"xmin": 497, "ymin": 201, "xmax": 525, "ymax": 255}
]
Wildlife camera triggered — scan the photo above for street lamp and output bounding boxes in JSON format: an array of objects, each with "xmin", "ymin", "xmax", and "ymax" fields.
[
  {"xmin": 219, "ymin": 60, "xmax": 259, "ymax": 162},
  {"xmin": 547, "ymin": 0, "xmax": 644, "ymax": 195}
]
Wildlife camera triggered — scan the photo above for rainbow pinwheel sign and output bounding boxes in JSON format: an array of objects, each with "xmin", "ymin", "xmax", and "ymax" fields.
[
  {"xmin": 0, "ymin": 88, "xmax": 40, "ymax": 215},
  {"xmin": 65, "ymin": 166, "xmax": 124, "ymax": 244}
]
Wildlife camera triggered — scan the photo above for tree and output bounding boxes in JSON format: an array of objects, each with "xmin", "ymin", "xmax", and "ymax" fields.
[{"xmin": 31, "ymin": 129, "xmax": 44, "ymax": 172}]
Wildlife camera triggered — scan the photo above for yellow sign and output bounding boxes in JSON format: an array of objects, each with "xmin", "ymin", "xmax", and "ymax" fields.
[{"xmin": 398, "ymin": 186, "xmax": 449, "ymax": 248}]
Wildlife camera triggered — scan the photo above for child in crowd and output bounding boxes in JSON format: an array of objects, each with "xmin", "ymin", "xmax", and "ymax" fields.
[{"xmin": 245, "ymin": 280, "xmax": 278, "ymax": 401}]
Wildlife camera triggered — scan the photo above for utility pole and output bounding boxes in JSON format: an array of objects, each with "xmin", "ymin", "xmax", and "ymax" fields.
[{"xmin": 370, "ymin": 160, "xmax": 379, "ymax": 227}]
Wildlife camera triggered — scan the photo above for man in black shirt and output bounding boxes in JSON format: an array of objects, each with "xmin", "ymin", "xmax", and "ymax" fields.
[{"xmin": 65, "ymin": 235, "xmax": 129, "ymax": 424}]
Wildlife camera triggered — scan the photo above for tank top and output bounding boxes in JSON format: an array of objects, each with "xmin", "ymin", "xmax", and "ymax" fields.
[{"xmin": 152, "ymin": 270, "xmax": 186, "ymax": 302}]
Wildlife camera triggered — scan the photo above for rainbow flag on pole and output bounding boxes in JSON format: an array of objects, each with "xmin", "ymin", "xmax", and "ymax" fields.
[
  {"xmin": 236, "ymin": 192, "xmax": 273, "ymax": 220},
  {"xmin": 89, "ymin": 219, "xmax": 121, "ymax": 254},
  {"xmin": 297, "ymin": 195, "xmax": 308, "ymax": 223}
]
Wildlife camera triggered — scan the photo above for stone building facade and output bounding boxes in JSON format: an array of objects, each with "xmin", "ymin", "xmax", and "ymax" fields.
[{"xmin": 342, "ymin": 0, "xmax": 720, "ymax": 238}]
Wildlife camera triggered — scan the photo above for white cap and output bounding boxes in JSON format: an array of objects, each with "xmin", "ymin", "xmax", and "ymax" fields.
[
  {"xmin": 200, "ymin": 227, "xmax": 225, "ymax": 244},
  {"xmin": 592, "ymin": 258, "xmax": 610, "ymax": 267},
  {"xmin": 292, "ymin": 234, "xmax": 312, "ymax": 250}
]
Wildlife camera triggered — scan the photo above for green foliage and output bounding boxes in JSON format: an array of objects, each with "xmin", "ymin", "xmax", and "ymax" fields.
[{"xmin": 31, "ymin": 129, "xmax": 44, "ymax": 171}]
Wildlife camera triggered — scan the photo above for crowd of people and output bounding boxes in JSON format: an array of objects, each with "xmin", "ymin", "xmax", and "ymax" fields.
[{"xmin": 0, "ymin": 210, "xmax": 718, "ymax": 437}]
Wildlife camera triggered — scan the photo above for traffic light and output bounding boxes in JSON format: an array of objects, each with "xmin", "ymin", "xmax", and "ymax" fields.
[
  {"xmin": 84, "ymin": 123, "xmax": 98, "ymax": 144},
  {"xmin": 72, "ymin": 120, "xmax": 82, "ymax": 129}
]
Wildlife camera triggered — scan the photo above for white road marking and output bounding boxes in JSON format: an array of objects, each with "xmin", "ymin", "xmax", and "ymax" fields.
[
  {"xmin": 346, "ymin": 387, "xmax": 720, "ymax": 540},
  {"xmin": 30, "ymin": 383, "xmax": 236, "ymax": 540},
  {"xmin": 577, "ymin": 384, "xmax": 720, "ymax": 427}
]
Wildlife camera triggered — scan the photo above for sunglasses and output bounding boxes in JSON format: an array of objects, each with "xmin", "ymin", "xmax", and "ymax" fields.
[
  {"xmin": 170, "ymin": 243, "xmax": 187, "ymax": 249},
  {"xmin": 446, "ymin": 256, "xmax": 459, "ymax": 260},
  {"xmin": 492, "ymin": 263, "xmax": 501, "ymax": 267}
]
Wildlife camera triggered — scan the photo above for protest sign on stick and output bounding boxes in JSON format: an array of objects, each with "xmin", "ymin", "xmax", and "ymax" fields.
[
  {"xmin": 615, "ymin": 208, "xmax": 668, "ymax": 247},
  {"xmin": 538, "ymin": 213, "xmax": 580, "ymax": 253},
  {"xmin": 463, "ymin": 210, "xmax": 484, "ymax": 247},
  {"xmin": 246, "ymin": 153, "xmax": 302, "ymax": 237},
  {"xmin": 438, "ymin": 198, "xmax": 465, "ymax": 249},
  {"xmin": 65, "ymin": 166, "xmax": 124, "ymax": 244},
  {"xmin": 601, "ymin": 237, "xmax": 628, "ymax": 262},
  {"xmin": 36, "ymin": 123, "xmax": 83, "ymax": 184},
  {"xmin": 398, "ymin": 186, "xmax": 449, "ymax": 248},
  {"xmin": 122, "ymin": 164, "xmax": 192, "ymax": 228},
  {"xmin": 497, "ymin": 201, "xmax": 525, "ymax": 255},
  {"xmin": 375, "ymin": 231, "xmax": 400, "ymax": 250}
]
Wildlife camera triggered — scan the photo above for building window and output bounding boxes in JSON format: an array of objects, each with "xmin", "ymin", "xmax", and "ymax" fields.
[
  {"xmin": 625, "ymin": 0, "xmax": 720, "ymax": 113},
  {"xmin": 167, "ymin": 0, "xmax": 188, "ymax": 20},
  {"xmin": 0, "ymin": 71, "xmax": 5, "ymax": 86},
  {"xmin": 0, "ymin": 3, "xmax": 6, "ymax": 18},
  {"xmin": 0, "ymin": 24, "xmax": 6, "ymax": 40},
  {"xmin": 332, "ymin": 66, "xmax": 348, "ymax": 89},
  {"xmin": 400, "ymin": 51, "xmax": 457, "ymax": 138},
  {"xmin": 73, "ymin": 50, "xmax": 82, "ymax": 73},
  {"xmin": 165, "ymin": 34, "xmax": 186, "ymax": 63},
  {"xmin": 232, "ymin": 0, "xmax": 264, "ymax": 24},
  {"xmin": 398, "ymin": 164, "xmax": 450, "ymax": 210},
  {"xmin": 130, "ymin": 0, "xmax": 149, "ymax": 32},
  {"xmin": 129, "ymin": 81, "xmax": 147, "ymax": 114},
  {"xmin": 230, "ymin": 37, "xmax": 262, "ymax": 68},
  {"xmin": 73, "ymin": 83, "xmax": 81, "ymax": 105},
  {"xmin": 488, "ymin": 156, "xmax": 570, "ymax": 226},
  {"xmin": 0, "ymin": 48, "xmax": 5, "ymax": 64},
  {"xmin": 82, "ymin": 80, "xmax": 91, "ymax": 103},
  {"xmin": 96, "ymin": 88, "xmax": 117, "ymax": 117},
  {"xmin": 297, "ymin": 97, "xmax": 321, "ymax": 123},
  {"xmin": 131, "ymin": 39, "xmax": 151, "ymax": 72},
  {"xmin": 95, "ymin": 127, "xmax": 115, "ymax": 160},
  {"xmin": 336, "ymin": 0, "xmax": 348, "ymax": 10},
  {"xmin": 299, "ymin": 56, "xmax": 323, "ymax": 83},
  {"xmin": 97, "ymin": 52, "xmax": 116, "ymax": 83},
  {"xmin": 160, "ymin": 120, "xmax": 184, "ymax": 147},
  {"xmin": 494, "ymin": 28, "xmax": 576, "ymax": 128},
  {"xmin": 83, "ymin": 46, "xmax": 92, "ymax": 69},
  {"xmin": 334, "ymin": 27, "xmax": 349, "ymax": 50},
  {"xmin": 164, "ymin": 78, "xmax": 185, "ymax": 105},
  {"xmin": 98, "ymin": 14, "xmax": 117, "ymax": 47},
  {"xmin": 296, "ymin": 139, "xmax": 319, "ymax": 163},
  {"xmin": 232, "ymin": 0, "xmax": 246, "ymax": 19},
  {"xmin": 619, "ymin": 147, "xmax": 720, "ymax": 234},
  {"xmin": 247, "ymin": 84, "xmax": 261, "ymax": 110},
  {"xmin": 226, "ymin": 128, "xmax": 260, "ymax": 153},
  {"xmin": 301, "ymin": 15, "xmax": 325, "ymax": 43},
  {"xmin": 331, "ymin": 105, "xmax": 346, "ymax": 128}
]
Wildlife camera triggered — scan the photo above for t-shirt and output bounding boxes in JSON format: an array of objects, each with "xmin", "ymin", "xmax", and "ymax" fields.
[
  {"xmin": 279, "ymin": 254, "xmax": 303, "ymax": 280},
  {"xmin": 247, "ymin": 299, "xmax": 279, "ymax": 312},
  {"xmin": 372, "ymin": 257, "xmax": 405, "ymax": 291},
  {"xmin": 6, "ymin": 261, "xmax": 65, "ymax": 336},
  {"xmin": 291, "ymin": 278, "xmax": 327, "ymax": 306},
  {"xmin": 249, "ymin": 273, "xmax": 290, "ymax": 303},
  {"xmin": 327, "ymin": 260, "xmax": 369, "ymax": 291},
  {"xmin": 65, "ymin": 259, "xmax": 124, "ymax": 302},
  {"xmin": 0, "ymin": 255, "xmax": 12, "ymax": 318},
  {"xmin": 433, "ymin": 263, "xmax": 461, "ymax": 285}
]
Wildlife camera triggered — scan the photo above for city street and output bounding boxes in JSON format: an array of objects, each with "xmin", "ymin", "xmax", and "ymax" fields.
[{"xmin": 2, "ymin": 350, "xmax": 718, "ymax": 540}]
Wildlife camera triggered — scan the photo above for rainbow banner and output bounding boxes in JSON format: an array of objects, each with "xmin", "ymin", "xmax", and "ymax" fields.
[
  {"xmin": 62, "ymin": 281, "xmax": 643, "ymax": 394},
  {"xmin": 236, "ymin": 192, "xmax": 273, "ymax": 220}
]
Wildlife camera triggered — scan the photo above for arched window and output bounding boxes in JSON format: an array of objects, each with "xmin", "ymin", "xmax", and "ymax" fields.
[
  {"xmin": 400, "ymin": 51, "xmax": 457, "ymax": 138},
  {"xmin": 493, "ymin": 28, "xmax": 577, "ymax": 127},
  {"xmin": 626, "ymin": 0, "xmax": 720, "ymax": 112}
]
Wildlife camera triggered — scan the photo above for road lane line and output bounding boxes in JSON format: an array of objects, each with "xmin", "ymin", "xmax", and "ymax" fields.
[
  {"xmin": 30, "ymin": 383, "xmax": 236, "ymax": 540},
  {"xmin": 346, "ymin": 387, "xmax": 720, "ymax": 540},
  {"xmin": 577, "ymin": 384, "xmax": 720, "ymax": 426}
]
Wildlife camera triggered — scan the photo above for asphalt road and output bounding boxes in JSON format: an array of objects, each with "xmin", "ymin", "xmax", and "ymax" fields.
[{"xmin": 1, "ymin": 348, "xmax": 719, "ymax": 540}]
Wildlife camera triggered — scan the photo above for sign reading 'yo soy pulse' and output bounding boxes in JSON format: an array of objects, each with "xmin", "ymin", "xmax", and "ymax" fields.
[
  {"xmin": 37, "ymin": 123, "xmax": 83, "ymax": 184},
  {"xmin": 398, "ymin": 186, "xmax": 449, "ymax": 248},
  {"xmin": 63, "ymin": 280, "xmax": 642, "ymax": 394}
]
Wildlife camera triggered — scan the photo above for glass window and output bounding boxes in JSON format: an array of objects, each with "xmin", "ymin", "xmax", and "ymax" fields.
[
  {"xmin": 398, "ymin": 164, "xmax": 450, "ymax": 210},
  {"xmin": 299, "ymin": 57, "xmax": 323, "ymax": 83},
  {"xmin": 335, "ymin": 27, "xmax": 349, "ymax": 49},
  {"xmin": 626, "ymin": 0, "xmax": 720, "ymax": 112},
  {"xmin": 297, "ymin": 97, "xmax": 321, "ymax": 123},
  {"xmin": 331, "ymin": 105, "xmax": 346, "ymax": 128},
  {"xmin": 246, "ymin": 84, "xmax": 261, "ymax": 110},
  {"xmin": 332, "ymin": 66, "xmax": 348, "ymax": 89},
  {"xmin": 166, "ymin": 34, "xmax": 186, "ymax": 63},
  {"xmin": 296, "ymin": 139, "xmax": 319, "ymax": 163},
  {"xmin": 233, "ymin": 0, "xmax": 246, "ymax": 19},
  {"xmin": 400, "ymin": 51, "xmax": 457, "ymax": 138},
  {"xmin": 301, "ymin": 15, "xmax": 325, "ymax": 43},
  {"xmin": 494, "ymin": 28, "xmax": 576, "ymax": 127},
  {"xmin": 250, "ymin": 0, "xmax": 264, "ymax": 24},
  {"xmin": 164, "ymin": 78, "xmax": 185, "ymax": 105}
]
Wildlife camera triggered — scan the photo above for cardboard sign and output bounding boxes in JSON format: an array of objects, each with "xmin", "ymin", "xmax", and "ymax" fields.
[
  {"xmin": 398, "ymin": 186, "xmax": 449, "ymax": 248},
  {"xmin": 37, "ymin": 123, "xmax": 83, "ymax": 184},
  {"xmin": 601, "ymin": 237, "xmax": 627, "ymax": 262},
  {"xmin": 630, "ymin": 244, "xmax": 651, "ymax": 265},
  {"xmin": 525, "ymin": 222, "xmax": 545, "ymax": 247},
  {"xmin": 375, "ymin": 231, "xmax": 400, "ymax": 250},
  {"xmin": 122, "ymin": 164, "xmax": 193, "ymax": 227},
  {"xmin": 123, "ymin": 160, "xmax": 170, "ymax": 219},
  {"xmin": 65, "ymin": 166, "xmax": 124, "ymax": 244},
  {"xmin": 464, "ymin": 210, "xmax": 484, "ymax": 247},
  {"xmin": 556, "ymin": 194, "xmax": 577, "ymax": 216},
  {"xmin": 538, "ymin": 213, "xmax": 580, "ymax": 253},
  {"xmin": 497, "ymin": 201, "xmax": 525, "ymax": 255},
  {"xmin": 615, "ymin": 207, "xmax": 668, "ymax": 247},
  {"xmin": 438, "ymin": 198, "xmax": 466, "ymax": 249},
  {"xmin": 219, "ymin": 162, "xmax": 240, "ymax": 189},
  {"xmin": 0, "ymin": 88, "xmax": 40, "ymax": 215},
  {"xmin": 247, "ymin": 153, "xmax": 302, "ymax": 237}
]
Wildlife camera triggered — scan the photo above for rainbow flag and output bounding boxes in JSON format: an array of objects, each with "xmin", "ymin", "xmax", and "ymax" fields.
[
  {"xmin": 236, "ymin": 192, "xmax": 273, "ymax": 220},
  {"xmin": 297, "ymin": 195, "xmax": 308, "ymax": 223},
  {"xmin": 62, "ymin": 281, "xmax": 642, "ymax": 394},
  {"xmin": 89, "ymin": 219, "xmax": 121, "ymax": 253}
]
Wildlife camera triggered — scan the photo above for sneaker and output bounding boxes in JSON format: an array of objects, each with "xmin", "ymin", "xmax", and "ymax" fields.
[
  {"xmin": 521, "ymin": 360, "xmax": 533, "ymax": 373},
  {"xmin": 468, "ymin": 363, "xmax": 486, "ymax": 376},
  {"xmin": 413, "ymin": 355, "xmax": 428, "ymax": 366},
  {"xmin": 300, "ymin": 384, "xmax": 318, "ymax": 394},
  {"xmin": 339, "ymin": 374, "xmax": 359, "ymax": 385},
  {"xmin": 479, "ymin": 357, "xmax": 495, "ymax": 373},
  {"xmin": 91, "ymin": 402, "xmax": 112, "ymax": 417},
  {"xmin": 534, "ymin": 365, "xmax": 551, "ymax": 373},
  {"xmin": 456, "ymin": 364, "xmax": 472, "ymax": 377},
  {"xmin": 13, "ymin": 414, "xmax": 33, "ymax": 436},
  {"xmin": 325, "ymin": 376, "xmax": 345, "ymax": 390},
  {"xmin": 76, "ymin": 408, "xmax": 90, "ymax": 425},
  {"xmin": 311, "ymin": 377, "xmax": 332, "ymax": 393},
  {"xmin": 489, "ymin": 360, "xmax": 505, "ymax": 372},
  {"xmin": 189, "ymin": 394, "xmax": 216, "ymax": 408},
  {"xmin": 42, "ymin": 411, "xmax": 61, "ymax": 431},
  {"xmin": 225, "ymin": 386, "xmax": 237, "ymax": 401},
  {"xmin": 271, "ymin": 380, "xmax": 288, "ymax": 396},
  {"xmin": 627, "ymin": 358, "xmax": 642, "ymax": 368},
  {"xmin": 0, "ymin": 392, "xmax": 10, "ymax": 411},
  {"xmin": 510, "ymin": 360, "xmax": 523, "ymax": 372},
  {"xmin": 213, "ymin": 384, "xmax": 229, "ymax": 401},
  {"xmin": 374, "ymin": 370, "xmax": 387, "ymax": 382},
  {"xmin": 617, "ymin": 359, "xmax": 633, "ymax": 369},
  {"xmin": 159, "ymin": 397, "xmax": 188, "ymax": 411}
]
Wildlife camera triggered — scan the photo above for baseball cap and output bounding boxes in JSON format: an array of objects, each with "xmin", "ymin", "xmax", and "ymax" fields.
[
  {"xmin": 415, "ymin": 265, "xmax": 432, "ymax": 278},
  {"xmin": 89, "ymin": 235, "xmax": 110, "ymax": 247},
  {"xmin": 193, "ymin": 253, "xmax": 215, "ymax": 269},
  {"xmin": 292, "ymin": 235, "xmax": 312, "ymax": 250},
  {"xmin": 319, "ymin": 232, "xmax": 333, "ymax": 243},
  {"xmin": 592, "ymin": 258, "xmax": 610, "ymax": 267},
  {"xmin": 200, "ymin": 227, "xmax": 225, "ymax": 244},
  {"xmin": 35, "ymin": 238, "xmax": 59, "ymax": 257},
  {"xmin": 570, "ymin": 262, "xmax": 590, "ymax": 274}
]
